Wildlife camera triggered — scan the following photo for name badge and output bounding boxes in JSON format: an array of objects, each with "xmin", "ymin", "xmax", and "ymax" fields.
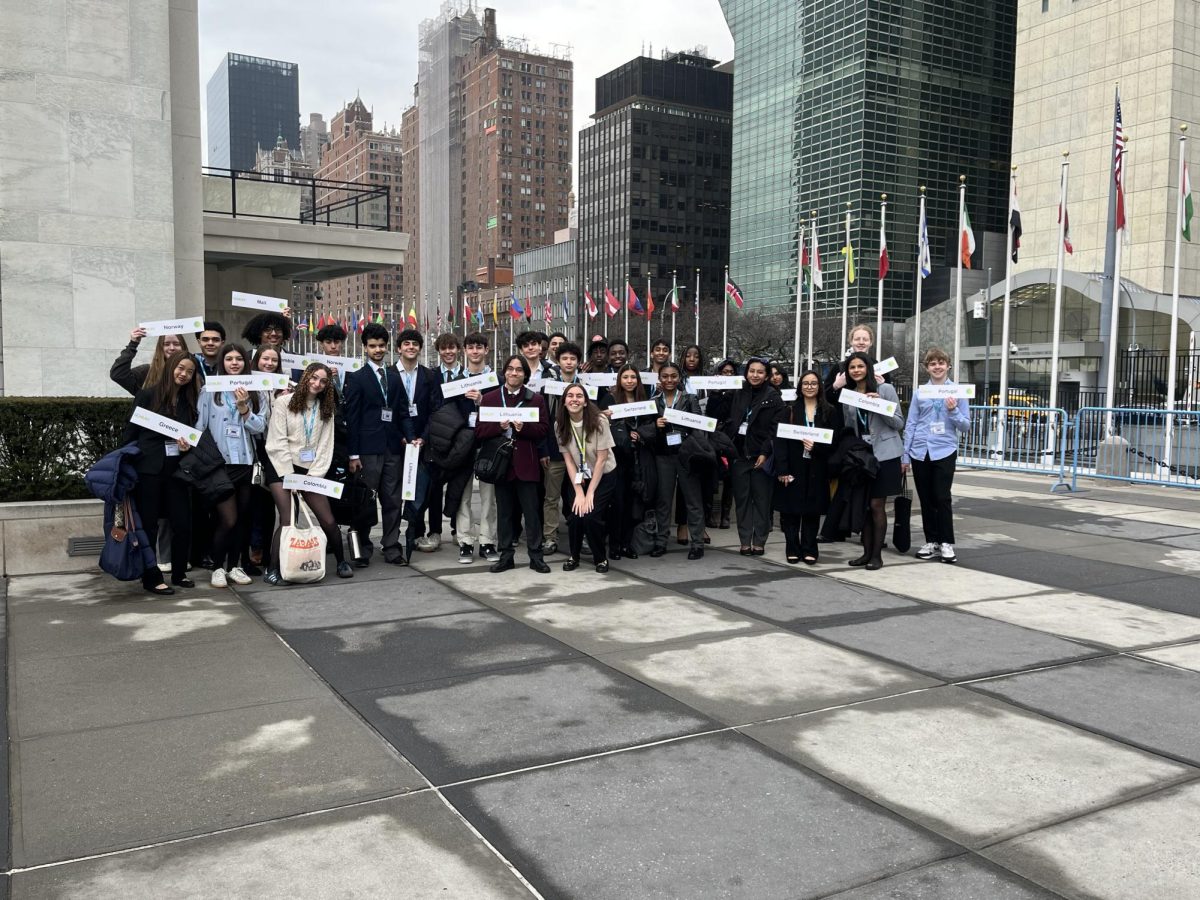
[
  {"xmin": 299, "ymin": 447, "xmax": 316, "ymax": 464},
  {"xmin": 930, "ymin": 421, "xmax": 946, "ymax": 435},
  {"xmin": 224, "ymin": 424, "xmax": 241, "ymax": 439},
  {"xmin": 409, "ymin": 405, "xmax": 419, "ymax": 417},
  {"xmin": 574, "ymin": 471, "xmax": 585, "ymax": 485},
  {"xmin": 468, "ymin": 412, "xmax": 478, "ymax": 428},
  {"xmin": 381, "ymin": 409, "xmax": 393, "ymax": 423},
  {"xmin": 164, "ymin": 441, "xmax": 180, "ymax": 457},
  {"xmin": 666, "ymin": 432, "xmax": 682, "ymax": 447},
  {"xmin": 738, "ymin": 422, "xmax": 748, "ymax": 436}
]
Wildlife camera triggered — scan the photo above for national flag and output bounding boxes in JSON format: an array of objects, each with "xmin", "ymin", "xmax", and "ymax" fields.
[
  {"xmin": 510, "ymin": 293, "xmax": 524, "ymax": 320},
  {"xmin": 492, "ymin": 297, "xmax": 499, "ymax": 327},
  {"xmin": 561, "ymin": 292, "xmax": 571, "ymax": 318},
  {"xmin": 724, "ymin": 277, "xmax": 744, "ymax": 309},
  {"xmin": 960, "ymin": 207, "xmax": 975, "ymax": 269},
  {"xmin": 1009, "ymin": 181, "xmax": 1023, "ymax": 263},
  {"xmin": 447, "ymin": 302, "xmax": 454, "ymax": 323},
  {"xmin": 464, "ymin": 299, "xmax": 473, "ymax": 325},
  {"xmin": 604, "ymin": 288, "xmax": 620, "ymax": 317},
  {"xmin": 811, "ymin": 230, "xmax": 824, "ymax": 288},
  {"xmin": 1058, "ymin": 201, "xmax": 1074, "ymax": 255},
  {"xmin": 349, "ymin": 309, "xmax": 359, "ymax": 333},
  {"xmin": 918, "ymin": 205, "xmax": 931, "ymax": 278},
  {"xmin": 841, "ymin": 244, "xmax": 856, "ymax": 284},
  {"xmin": 307, "ymin": 316, "xmax": 315, "ymax": 334},
  {"xmin": 436, "ymin": 308, "xmax": 443, "ymax": 333},
  {"xmin": 585, "ymin": 289, "xmax": 598, "ymax": 318},
  {"xmin": 666, "ymin": 286, "xmax": 681, "ymax": 312},
  {"xmin": 645, "ymin": 284, "xmax": 655, "ymax": 318},
  {"xmin": 878, "ymin": 218, "xmax": 889, "ymax": 280},
  {"xmin": 1113, "ymin": 91, "xmax": 1127, "ymax": 234},
  {"xmin": 544, "ymin": 296, "xmax": 552, "ymax": 325},
  {"xmin": 475, "ymin": 304, "xmax": 484, "ymax": 328},
  {"xmin": 1183, "ymin": 161, "xmax": 1193, "ymax": 242},
  {"xmin": 525, "ymin": 293, "xmax": 532, "ymax": 321},
  {"xmin": 407, "ymin": 307, "xmax": 418, "ymax": 328},
  {"xmin": 375, "ymin": 308, "xmax": 384, "ymax": 324},
  {"xmin": 627, "ymin": 283, "xmax": 644, "ymax": 316}
]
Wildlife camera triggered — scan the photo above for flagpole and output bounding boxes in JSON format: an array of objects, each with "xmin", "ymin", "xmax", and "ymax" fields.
[
  {"xmin": 793, "ymin": 222, "xmax": 804, "ymax": 372},
  {"xmin": 841, "ymin": 202, "xmax": 851, "ymax": 352},
  {"xmin": 603, "ymin": 280, "xmax": 609, "ymax": 339},
  {"xmin": 1105, "ymin": 144, "xmax": 1127, "ymax": 434},
  {"xmin": 1048, "ymin": 152, "xmax": 1070, "ymax": 455},
  {"xmin": 999, "ymin": 167, "xmax": 1017, "ymax": 455},
  {"xmin": 670, "ymin": 270, "xmax": 677, "ymax": 356},
  {"xmin": 955, "ymin": 176, "xmax": 966, "ymax": 381},
  {"xmin": 913, "ymin": 188, "xmax": 926, "ymax": 390},
  {"xmin": 1166, "ymin": 124, "xmax": 1188, "ymax": 472},
  {"xmin": 624, "ymin": 274, "xmax": 630, "ymax": 346},
  {"xmin": 645, "ymin": 274, "xmax": 651, "ymax": 363},
  {"xmin": 877, "ymin": 194, "xmax": 886, "ymax": 356},
  {"xmin": 694, "ymin": 268, "xmax": 700, "ymax": 347},
  {"xmin": 807, "ymin": 211, "xmax": 816, "ymax": 370},
  {"xmin": 722, "ymin": 264, "xmax": 729, "ymax": 360}
]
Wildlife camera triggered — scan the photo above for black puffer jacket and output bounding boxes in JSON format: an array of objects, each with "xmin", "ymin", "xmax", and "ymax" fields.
[
  {"xmin": 427, "ymin": 402, "xmax": 475, "ymax": 471},
  {"xmin": 173, "ymin": 430, "xmax": 234, "ymax": 504}
]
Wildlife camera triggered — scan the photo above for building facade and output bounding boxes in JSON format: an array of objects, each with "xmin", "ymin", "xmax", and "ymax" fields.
[
  {"xmin": 512, "ymin": 235, "xmax": 579, "ymax": 341},
  {"xmin": 578, "ymin": 51, "xmax": 732, "ymax": 324},
  {"xmin": 206, "ymin": 53, "xmax": 300, "ymax": 172},
  {"xmin": 299, "ymin": 112, "xmax": 329, "ymax": 168},
  {"xmin": 400, "ymin": 102, "xmax": 421, "ymax": 308},
  {"xmin": 719, "ymin": 0, "xmax": 1015, "ymax": 321}
]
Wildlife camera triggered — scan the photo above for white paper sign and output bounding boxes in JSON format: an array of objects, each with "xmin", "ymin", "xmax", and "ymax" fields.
[
  {"xmin": 608, "ymin": 400, "xmax": 658, "ymax": 419},
  {"xmin": 130, "ymin": 407, "xmax": 202, "ymax": 446},
  {"xmin": 203, "ymin": 373, "xmax": 289, "ymax": 392},
  {"xmin": 874, "ymin": 356, "xmax": 899, "ymax": 376},
  {"xmin": 232, "ymin": 290, "xmax": 288, "ymax": 312},
  {"xmin": 663, "ymin": 407, "xmax": 717, "ymax": 432},
  {"xmin": 640, "ymin": 371, "xmax": 659, "ymax": 386},
  {"xmin": 917, "ymin": 383, "xmax": 976, "ymax": 400},
  {"xmin": 439, "ymin": 371, "xmax": 499, "ymax": 398},
  {"xmin": 688, "ymin": 375, "xmax": 741, "ymax": 390},
  {"xmin": 780, "ymin": 388, "xmax": 798, "ymax": 402},
  {"xmin": 141, "ymin": 316, "xmax": 203, "ymax": 337},
  {"xmin": 282, "ymin": 473, "xmax": 344, "ymax": 499},
  {"xmin": 839, "ymin": 390, "xmax": 898, "ymax": 417},
  {"xmin": 578, "ymin": 372, "xmax": 618, "ymax": 387},
  {"xmin": 401, "ymin": 442, "xmax": 420, "ymax": 502},
  {"xmin": 479, "ymin": 406, "xmax": 541, "ymax": 423},
  {"xmin": 777, "ymin": 423, "xmax": 834, "ymax": 444},
  {"xmin": 539, "ymin": 379, "xmax": 598, "ymax": 400},
  {"xmin": 282, "ymin": 351, "xmax": 364, "ymax": 373}
]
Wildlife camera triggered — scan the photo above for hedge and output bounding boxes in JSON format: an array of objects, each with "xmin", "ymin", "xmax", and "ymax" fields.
[{"xmin": 0, "ymin": 397, "xmax": 131, "ymax": 502}]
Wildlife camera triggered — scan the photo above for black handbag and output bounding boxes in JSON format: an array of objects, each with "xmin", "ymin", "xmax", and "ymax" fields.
[
  {"xmin": 892, "ymin": 472, "xmax": 912, "ymax": 553},
  {"xmin": 329, "ymin": 471, "xmax": 378, "ymax": 529},
  {"xmin": 474, "ymin": 434, "xmax": 514, "ymax": 484}
]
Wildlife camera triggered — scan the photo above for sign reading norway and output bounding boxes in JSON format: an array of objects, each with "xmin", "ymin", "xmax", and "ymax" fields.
[
  {"xmin": 140, "ymin": 316, "xmax": 204, "ymax": 337},
  {"xmin": 232, "ymin": 291, "xmax": 288, "ymax": 312},
  {"xmin": 281, "ymin": 474, "xmax": 344, "ymax": 499},
  {"xmin": 130, "ymin": 407, "xmax": 201, "ymax": 446}
]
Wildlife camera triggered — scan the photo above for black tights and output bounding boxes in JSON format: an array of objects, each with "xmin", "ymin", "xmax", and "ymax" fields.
[
  {"xmin": 854, "ymin": 497, "xmax": 888, "ymax": 564},
  {"xmin": 211, "ymin": 481, "xmax": 253, "ymax": 571},
  {"xmin": 268, "ymin": 484, "xmax": 345, "ymax": 567}
]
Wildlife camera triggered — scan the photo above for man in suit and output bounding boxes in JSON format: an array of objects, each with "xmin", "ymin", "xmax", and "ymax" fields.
[
  {"xmin": 345, "ymin": 323, "xmax": 412, "ymax": 566},
  {"xmin": 393, "ymin": 328, "xmax": 440, "ymax": 555}
]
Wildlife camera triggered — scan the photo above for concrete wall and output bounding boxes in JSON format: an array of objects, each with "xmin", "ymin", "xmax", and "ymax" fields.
[
  {"xmin": 0, "ymin": 0, "xmax": 203, "ymax": 397},
  {"xmin": 0, "ymin": 499, "xmax": 104, "ymax": 576}
]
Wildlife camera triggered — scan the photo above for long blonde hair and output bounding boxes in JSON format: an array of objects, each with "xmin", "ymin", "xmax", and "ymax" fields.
[{"xmin": 145, "ymin": 335, "xmax": 190, "ymax": 386}]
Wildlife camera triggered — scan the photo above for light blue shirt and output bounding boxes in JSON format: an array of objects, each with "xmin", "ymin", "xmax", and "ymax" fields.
[
  {"xmin": 197, "ymin": 391, "xmax": 269, "ymax": 465},
  {"xmin": 903, "ymin": 381, "xmax": 971, "ymax": 464}
]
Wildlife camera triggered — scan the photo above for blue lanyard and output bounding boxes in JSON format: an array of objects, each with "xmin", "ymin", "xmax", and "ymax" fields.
[
  {"xmin": 301, "ymin": 402, "xmax": 318, "ymax": 446},
  {"xmin": 501, "ymin": 389, "xmax": 524, "ymax": 409},
  {"xmin": 374, "ymin": 364, "xmax": 388, "ymax": 404},
  {"xmin": 400, "ymin": 366, "xmax": 416, "ymax": 403},
  {"xmin": 663, "ymin": 391, "xmax": 680, "ymax": 410}
]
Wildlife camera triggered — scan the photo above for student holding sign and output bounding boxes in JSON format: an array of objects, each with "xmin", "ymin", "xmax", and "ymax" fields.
[
  {"xmin": 903, "ymin": 347, "xmax": 971, "ymax": 564},
  {"xmin": 264, "ymin": 364, "xmax": 352, "ymax": 583},
  {"xmin": 721, "ymin": 358, "xmax": 785, "ymax": 556},
  {"xmin": 556, "ymin": 384, "xmax": 618, "ymax": 573},
  {"xmin": 774, "ymin": 370, "xmax": 841, "ymax": 564},
  {"xmin": 837, "ymin": 351, "xmax": 905, "ymax": 570},
  {"xmin": 111, "ymin": 330, "xmax": 188, "ymax": 396},
  {"xmin": 242, "ymin": 312, "xmax": 293, "ymax": 350},
  {"xmin": 600, "ymin": 365, "xmax": 653, "ymax": 560},
  {"xmin": 122, "ymin": 351, "xmax": 201, "ymax": 595}
]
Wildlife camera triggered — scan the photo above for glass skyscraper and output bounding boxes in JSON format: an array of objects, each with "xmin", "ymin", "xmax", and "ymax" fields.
[
  {"xmin": 719, "ymin": 0, "xmax": 1014, "ymax": 321},
  {"xmin": 206, "ymin": 53, "xmax": 300, "ymax": 172}
]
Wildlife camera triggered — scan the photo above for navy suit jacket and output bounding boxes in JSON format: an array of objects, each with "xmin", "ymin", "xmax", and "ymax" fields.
[
  {"xmin": 344, "ymin": 363, "xmax": 412, "ymax": 456},
  {"xmin": 395, "ymin": 364, "xmax": 440, "ymax": 443}
]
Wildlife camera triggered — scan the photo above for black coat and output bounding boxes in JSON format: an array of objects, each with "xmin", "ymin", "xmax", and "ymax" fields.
[
  {"xmin": 173, "ymin": 430, "xmax": 235, "ymax": 505},
  {"xmin": 121, "ymin": 389, "xmax": 199, "ymax": 476},
  {"xmin": 773, "ymin": 402, "xmax": 842, "ymax": 516},
  {"xmin": 721, "ymin": 385, "xmax": 784, "ymax": 459},
  {"xmin": 637, "ymin": 392, "xmax": 702, "ymax": 456}
]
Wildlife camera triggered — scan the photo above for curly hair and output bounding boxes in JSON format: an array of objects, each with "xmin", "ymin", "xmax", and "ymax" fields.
[
  {"xmin": 242, "ymin": 311, "xmax": 293, "ymax": 346},
  {"xmin": 288, "ymin": 363, "xmax": 336, "ymax": 419},
  {"xmin": 555, "ymin": 383, "xmax": 603, "ymax": 448}
]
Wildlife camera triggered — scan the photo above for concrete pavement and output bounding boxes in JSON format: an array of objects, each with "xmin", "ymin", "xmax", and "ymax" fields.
[{"xmin": 4, "ymin": 470, "xmax": 1199, "ymax": 898}]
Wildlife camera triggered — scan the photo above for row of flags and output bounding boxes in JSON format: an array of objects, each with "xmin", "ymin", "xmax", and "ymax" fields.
[{"xmin": 296, "ymin": 306, "xmax": 418, "ymax": 334}]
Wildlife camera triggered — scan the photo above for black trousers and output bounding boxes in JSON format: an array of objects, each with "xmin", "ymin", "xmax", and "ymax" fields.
[
  {"xmin": 730, "ymin": 458, "xmax": 774, "ymax": 546},
  {"xmin": 911, "ymin": 451, "xmax": 957, "ymax": 545},
  {"xmin": 605, "ymin": 463, "xmax": 635, "ymax": 552},
  {"xmin": 566, "ymin": 475, "xmax": 615, "ymax": 563},
  {"xmin": 135, "ymin": 466, "xmax": 192, "ymax": 588},
  {"xmin": 654, "ymin": 455, "xmax": 704, "ymax": 550},
  {"xmin": 495, "ymin": 478, "xmax": 544, "ymax": 565},
  {"xmin": 780, "ymin": 513, "xmax": 820, "ymax": 559}
]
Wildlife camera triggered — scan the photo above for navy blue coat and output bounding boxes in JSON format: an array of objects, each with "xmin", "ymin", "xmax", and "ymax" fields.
[{"xmin": 344, "ymin": 363, "xmax": 412, "ymax": 456}]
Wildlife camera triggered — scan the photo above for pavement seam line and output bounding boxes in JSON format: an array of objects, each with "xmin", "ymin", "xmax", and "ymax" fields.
[{"xmin": 428, "ymin": 788, "xmax": 547, "ymax": 899}]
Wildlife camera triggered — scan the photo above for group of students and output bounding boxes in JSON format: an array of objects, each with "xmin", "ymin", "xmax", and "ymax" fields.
[{"xmin": 112, "ymin": 312, "xmax": 971, "ymax": 593}]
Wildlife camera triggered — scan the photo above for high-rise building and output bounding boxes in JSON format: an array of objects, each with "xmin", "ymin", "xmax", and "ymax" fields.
[
  {"xmin": 719, "ymin": 1, "xmax": 1015, "ymax": 321},
  {"xmin": 412, "ymin": 3, "xmax": 572, "ymax": 325},
  {"xmin": 578, "ymin": 50, "xmax": 732, "ymax": 320},
  {"xmin": 400, "ymin": 100, "xmax": 421, "ymax": 308},
  {"xmin": 299, "ymin": 112, "xmax": 330, "ymax": 168},
  {"xmin": 206, "ymin": 53, "xmax": 300, "ymax": 172},
  {"xmin": 254, "ymin": 133, "xmax": 313, "ymax": 182},
  {"xmin": 315, "ymin": 97, "xmax": 404, "ymax": 314}
]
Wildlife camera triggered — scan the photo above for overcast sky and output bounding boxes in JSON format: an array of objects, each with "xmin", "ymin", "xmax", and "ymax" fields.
[{"xmin": 198, "ymin": 0, "xmax": 734, "ymax": 163}]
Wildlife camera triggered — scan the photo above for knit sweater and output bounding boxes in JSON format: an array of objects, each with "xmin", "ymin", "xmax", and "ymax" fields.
[{"xmin": 266, "ymin": 393, "xmax": 336, "ymax": 476}]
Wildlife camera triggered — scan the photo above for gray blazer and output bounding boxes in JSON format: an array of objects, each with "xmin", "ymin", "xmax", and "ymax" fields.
[{"xmin": 846, "ymin": 382, "xmax": 905, "ymax": 462}]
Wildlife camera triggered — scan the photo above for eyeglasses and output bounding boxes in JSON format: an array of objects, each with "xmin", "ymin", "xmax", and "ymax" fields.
[
  {"xmin": 199, "ymin": 337, "xmax": 222, "ymax": 343},
  {"xmin": 504, "ymin": 366, "xmax": 525, "ymax": 373}
]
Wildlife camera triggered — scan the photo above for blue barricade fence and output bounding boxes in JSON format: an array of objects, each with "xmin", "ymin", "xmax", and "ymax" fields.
[
  {"xmin": 1071, "ymin": 407, "xmax": 1200, "ymax": 491},
  {"xmin": 956, "ymin": 405, "xmax": 1072, "ymax": 492}
]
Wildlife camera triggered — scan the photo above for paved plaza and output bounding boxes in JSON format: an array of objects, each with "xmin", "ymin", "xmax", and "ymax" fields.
[{"xmin": 4, "ymin": 470, "xmax": 1200, "ymax": 898}]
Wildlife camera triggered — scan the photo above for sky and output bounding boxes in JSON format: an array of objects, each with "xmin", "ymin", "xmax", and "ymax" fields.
[{"xmin": 197, "ymin": 0, "xmax": 734, "ymax": 165}]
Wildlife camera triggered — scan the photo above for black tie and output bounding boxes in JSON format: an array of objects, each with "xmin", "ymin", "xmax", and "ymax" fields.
[{"xmin": 378, "ymin": 367, "xmax": 388, "ymax": 396}]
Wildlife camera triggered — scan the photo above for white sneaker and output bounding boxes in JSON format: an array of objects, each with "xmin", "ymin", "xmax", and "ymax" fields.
[
  {"xmin": 211, "ymin": 567, "xmax": 228, "ymax": 588},
  {"xmin": 940, "ymin": 543, "xmax": 957, "ymax": 564},
  {"xmin": 415, "ymin": 534, "xmax": 441, "ymax": 552},
  {"xmin": 915, "ymin": 542, "xmax": 939, "ymax": 560},
  {"xmin": 227, "ymin": 566, "xmax": 253, "ymax": 585}
]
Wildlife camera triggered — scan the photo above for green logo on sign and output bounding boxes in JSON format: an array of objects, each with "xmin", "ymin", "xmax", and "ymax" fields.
[{"xmin": 189, "ymin": 432, "xmax": 198, "ymax": 441}]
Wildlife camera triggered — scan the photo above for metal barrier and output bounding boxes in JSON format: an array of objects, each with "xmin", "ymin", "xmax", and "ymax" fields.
[
  {"xmin": 956, "ymin": 406, "xmax": 1072, "ymax": 491},
  {"xmin": 1070, "ymin": 407, "xmax": 1200, "ymax": 491}
]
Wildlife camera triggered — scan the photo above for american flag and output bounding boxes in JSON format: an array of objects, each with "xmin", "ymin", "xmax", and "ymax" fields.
[
  {"xmin": 544, "ymin": 296, "xmax": 552, "ymax": 325},
  {"xmin": 1113, "ymin": 91, "xmax": 1127, "ymax": 233}
]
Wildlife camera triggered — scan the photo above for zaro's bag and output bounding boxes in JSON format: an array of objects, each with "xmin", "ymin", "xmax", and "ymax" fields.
[{"xmin": 279, "ymin": 494, "xmax": 327, "ymax": 583}]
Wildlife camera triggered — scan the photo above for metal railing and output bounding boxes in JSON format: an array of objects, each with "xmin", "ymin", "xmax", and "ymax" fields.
[
  {"xmin": 957, "ymin": 405, "xmax": 1072, "ymax": 491},
  {"xmin": 201, "ymin": 167, "xmax": 391, "ymax": 231},
  {"xmin": 1070, "ymin": 407, "xmax": 1200, "ymax": 491}
]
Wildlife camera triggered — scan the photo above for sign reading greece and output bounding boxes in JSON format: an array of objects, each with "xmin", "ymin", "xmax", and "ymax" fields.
[
  {"xmin": 663, "ymin": 407, "xmax": 717, "ymax": 432},
  {"xmin": 281, "ymin": 351, "xmax": 364, "ymax": 373},
  {"xmin": 232, "ymin": 291, "xmax": 288, "ymax": 312},
  {"xmin": 539, "ymin": 380, "xmax": 598, "ymax": 400},
  {"xmin": 578, "ymin": 372, "xmax": 618, "ymax": 387},
  {"xmin": 777, "ymin": 423, "xmax": 834, "ymax": 444},
  {"xmin": 439, "ymin": 371, "xmax": 499, "ymax": 398},
  {"xmin": 917, "ymin": 383, "xmax": 976, "ymax": 400},
  {"xmin": 141, "ymin": 316, "xmax": 204, "ymax": 337},
  {"xmin": 203, "ymin": 374, "xmax": 290, "ymax": 392},
  {"xmin": 607, "ymin": 399, "xmax": 658, "ymax": 419},
  {"xmin": 688, "ymin": 375, "xmax": 741, "ymax": 390},
  {"xmin": 838, "ymin": 390, "xmax": 898, "ymax": 417},
  {"xmin": 478, "ymin": 406, "xmax": 541, "ymax": 423},
  {"xmin": 282, "ymin": 474, "xmax": 344, "ymax": 499},
  {"xmin": 401, "ymin": 443, "xmax": 420, "ymax": 502},
  {"xmin": 874, "ymin": 356, "xmax": 899, "ymax": 376},
  {"xmin": 131, "ymin": 407, "xmax": 201, "ymax": 446}
]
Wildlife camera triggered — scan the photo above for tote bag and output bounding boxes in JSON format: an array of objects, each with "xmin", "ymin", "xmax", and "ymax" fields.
[{"xmin": 279, "ymin": 494, "xmax": 327, "ymax": 583}]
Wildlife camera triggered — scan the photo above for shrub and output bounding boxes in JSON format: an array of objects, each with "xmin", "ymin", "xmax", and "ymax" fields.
[{"xmin": 0, "ymin": 398, "xmax": 131, "ymax": 501}]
